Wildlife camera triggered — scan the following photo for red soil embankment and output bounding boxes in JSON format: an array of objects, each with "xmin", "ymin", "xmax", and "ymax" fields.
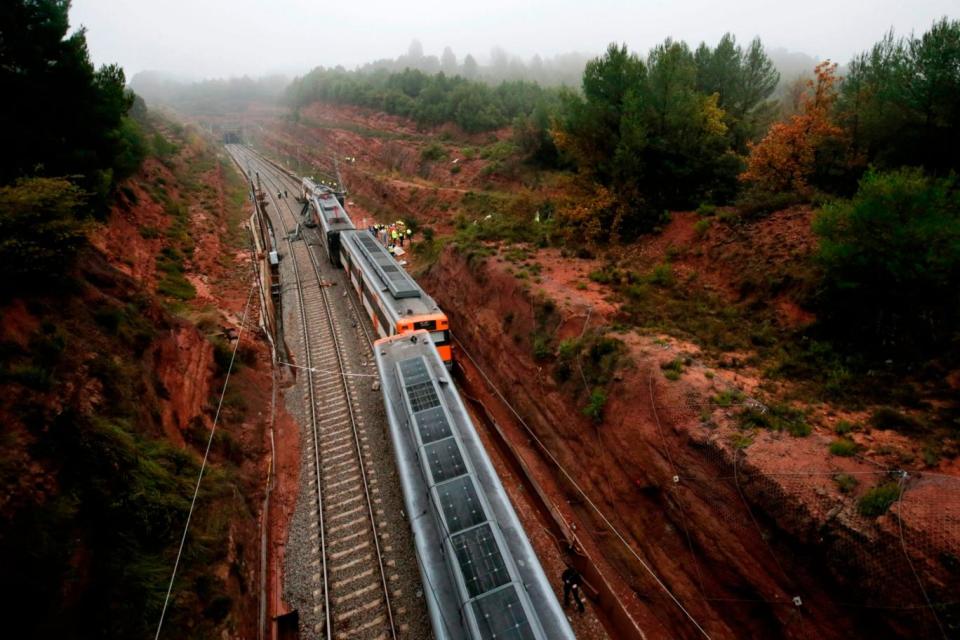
[{"xmin": 423, "ymin": 246, "xmax": 956, "ymax": 639}]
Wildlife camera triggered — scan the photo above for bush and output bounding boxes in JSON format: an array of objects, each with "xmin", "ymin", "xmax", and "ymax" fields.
[
  {"xmin": 696, "ymin": 203, "xmax": 717, "ymax": 217},
  {"xmin": 648, "ymin": 262, "xmax": 674, "ymax": 287},
  {"xmin": 829, "ymin": 438, "xmax": 858, "ymax": 456},
  {"xmin": 735, "ymin": 188, "xmax": 802, "ymax": 218},
  {"xmin": 738, "ymin": 403, "xmax": 810, "ymax": 436},
  {"xmin": 0, "ymin": 178, "xmax": 89, "ymax": 294},
  {"xmin": 834, "ymin": 473, "xmax": 859, "ymax": 494},
  {"xmin": 858, "ymin": 482, "xmax": 901, "ymax": 517},
  {"xmin": 870, "ymin": 407, "xmax": 925, "ymax": 434},
  {"xmin": 834, "ymin": 420, "xmax": 857, "ymax": 435},
  {"xmin": 813, "ymin": 169, "xmax": 960, "ymax": 359},
  {"xmin": 588, "ymin": 266, "xmax": 618, "ymax": 285},
  {"xmin": 693, "ymin": 218, "xmax": 711, "ymax": 237},
  {"xmin": 420, "ymin": 142, "xmax": 447, "ymax": 163},
  {"xmin": 582, "ymin": 388, "xmax": 607, "ymax": 423},
  {"xmin": 660, "ymin": 358, "xmax": 684, "ymax": 381},
  {"xmin": 713, "ymin": 389, "xmax": 744, "ymax": 407}
]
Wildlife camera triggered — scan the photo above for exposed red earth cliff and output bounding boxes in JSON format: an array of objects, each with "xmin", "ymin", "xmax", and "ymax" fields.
[
  {"xmin": 0, "ymin": 124, "xmax": 290, "ymax": 637},
  {"xmin": 421, "ymin": 245, "xmax": 957, "ymax": 639}
]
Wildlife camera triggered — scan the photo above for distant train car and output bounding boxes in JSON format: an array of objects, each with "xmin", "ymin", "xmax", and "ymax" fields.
[
  {"xmin": 311, "ymin": 190, "xmax": 355, "ymax": 265},
  {"xmin": 339, "ymin": 230, "xmax": 452, "ymax": 365},
  {"xmin": 375, "ymin": 331, "xmax": 574, "ymax": 640}
]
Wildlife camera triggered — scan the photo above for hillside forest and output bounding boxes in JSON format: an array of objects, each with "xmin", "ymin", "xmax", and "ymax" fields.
[{"xmin": 286, "ymin": 21, "xmax": 960, "ymax": 372}]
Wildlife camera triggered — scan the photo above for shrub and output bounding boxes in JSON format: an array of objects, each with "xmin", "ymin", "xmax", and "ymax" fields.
[
  {"xmin": 694, "ymin": 218, "xmax": 712, "ymax": 237},
  {"xmin": 834, "ymin": 473, "xmax": 859, "ymax": 494},
  {"xmin": 660, "ymin": 358, "xmax": 684, "ymax": 381},
  {"xmin": 738, "ymin": 403, "xmax": 810, "ymax": 436},
  {"xmin": 735, "ymin": 188, "xmax": 802, "ymax": 218},
  {"xmin": 858, "ymin": 482, "xmax": 901, "ymax": 517},
  {"xmin": 0, "ymin": 178, "xmax": 89, "ymax": 293},
  {"xmin": 713, "ymin": 389, "xmax": 744, "ymax": 407},
  {"xmin": 834, "ymin": 420, "xmax": 857, "ymax": 435},
  {"xmin": 648, "ymin": 262, "xmax": 674, "ymax": 287},
  {"xmin": 588, "ymin": 266, "xmax": 618, "ymax": 284},
  {"xmin": 531, "ymin": 333, "xmax": 552, "ymax": 361},
  {"xmin": 870, "ymin": 407, "xmax": 925, "ymax": 434},
  {"xmin": 420, "ymin": 142, "xmax": 447, "ymax": 163},
  {"xmin": 582, "ymin": 388, "xmax": 607, "ymax": 423},
  {"xmin": 829, "ymin": 438, "xmax": 858, "ymax": 456},
  {"xmin": 696, "ymin": 203, "xmax": 717, "ymax": 217}
]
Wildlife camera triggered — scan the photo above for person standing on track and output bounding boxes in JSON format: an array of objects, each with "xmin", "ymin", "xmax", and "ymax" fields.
[{"xmin": 562, "ymin": 566, "xmax": 585, "ymax": 613}]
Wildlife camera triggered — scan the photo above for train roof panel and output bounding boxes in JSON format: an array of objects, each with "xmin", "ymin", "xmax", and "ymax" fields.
[
  {"xmin": 423, "ymin": 437, "xmax": 467, "ymax": 483},
  {"xmin": 415, "ymin": 406, "xmax": 453, "ymax": 443},
  {"xmin": 451, "ymin": 523, "xmax": 512, "ymax": 597},
  {"xmin": 435, "ymin": 475, "xmax": 486, "ymax": 534},
  {"xmin": 355, "ymin": 232, "xmax": 421, "ymax": 299},
  {"xmin": 470, "ymin": 586, "xmax": 537, "ymax": 640}
]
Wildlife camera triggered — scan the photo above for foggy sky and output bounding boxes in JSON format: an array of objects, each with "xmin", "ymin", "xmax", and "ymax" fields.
[{"xmin": 69, "ymin": 0, "xmax": 957, "ymax": 80}]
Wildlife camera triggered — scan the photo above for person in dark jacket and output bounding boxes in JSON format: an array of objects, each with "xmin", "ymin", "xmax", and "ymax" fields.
[{"xmin": 562, "ymin": 566, "xmax": 585, "ymax": 613}]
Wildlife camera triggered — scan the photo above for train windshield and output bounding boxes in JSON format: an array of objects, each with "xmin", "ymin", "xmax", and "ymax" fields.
[{"xmin": 429, "ymin": 330, "xmax": 449, "ymax": 346}]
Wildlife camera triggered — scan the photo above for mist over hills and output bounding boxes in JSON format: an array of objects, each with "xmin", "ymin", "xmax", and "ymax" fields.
[{"xmin": 130, "ymin": 40, "xmax": 822, "ymax": 112}]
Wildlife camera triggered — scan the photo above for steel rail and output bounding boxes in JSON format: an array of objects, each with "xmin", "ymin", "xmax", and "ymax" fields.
[{"xmin": 234, "ymin": 145, "xmax": 396, "ymax": 640}]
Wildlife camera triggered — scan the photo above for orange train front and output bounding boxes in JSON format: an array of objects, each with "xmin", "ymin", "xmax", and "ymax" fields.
[{"xmin": 338, "ymin": 229, "xmax": 453, "ymax": 367}]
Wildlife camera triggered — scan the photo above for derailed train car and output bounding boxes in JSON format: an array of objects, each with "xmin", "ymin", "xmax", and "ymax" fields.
[
  {"xmin": 299, "ymin": 179, "xmax": 454, "ymax": 365},
  {"xmin": 309, "ymin": 189, "xmax": 354, "ymax": 266},
  {"xmin": 375, "ymin": 331, "xmax": 575, "ymax": 640},
  {"xmin": 339, "ymin": 230, "xmax": 452, "ymax": 364}
]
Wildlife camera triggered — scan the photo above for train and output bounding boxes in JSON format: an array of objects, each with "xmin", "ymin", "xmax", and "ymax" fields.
[
  {"xmin": 302, "ymin": 178, "xmax": 453, "ymax": 365},
  {"xmin": 375, "ymin": 331, "xmax": 575, "ymax": 640}
]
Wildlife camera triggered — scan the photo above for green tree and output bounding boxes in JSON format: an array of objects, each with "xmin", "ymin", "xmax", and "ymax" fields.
[
  {"xmin": 0, "ymin": 0, "xmax": 142, "ymax": 203},
  {"xmin": 694, "ymin": 34, "xmax": 780, "ymax": 152},
  {"xmin": 836, "ymin": 19, "xmax": 960, "ymax": 177},
  {"xmin": 813, "ymin": 168, "xmax": 960, "ymax": 356},
  {"xmin": 555, "ymin": 40, "xmax": 745, "ymax": 234}
]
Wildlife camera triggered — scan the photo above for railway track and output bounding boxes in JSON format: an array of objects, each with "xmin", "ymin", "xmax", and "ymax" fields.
[{"xmin": 228, "ymin": 146, "xmax": 397, "ymax": 640}]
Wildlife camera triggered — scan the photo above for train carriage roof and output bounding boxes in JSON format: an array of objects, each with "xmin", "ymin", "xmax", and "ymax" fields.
[
  {"xmin": 375, "ymin": 333, "xmax": 574, "ymax": 640},
  {"xmin": 340, "ymin": 230, "xmax": 442, "ymax": 321},
  {"xmin": 311, "ymin": 193, "xmax": 355, "ymax": 234}
]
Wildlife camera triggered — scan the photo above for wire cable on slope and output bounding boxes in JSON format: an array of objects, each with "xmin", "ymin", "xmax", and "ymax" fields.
[
  {"xmin": 895, "ymin": 473, "xmax": 948, "ymax": 640},
  {"xmin": 154, "ymin": 278, "xmax": 257, "ymax": 640}
]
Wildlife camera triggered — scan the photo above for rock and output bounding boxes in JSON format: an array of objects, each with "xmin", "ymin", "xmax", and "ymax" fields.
[{"xmin": 371, "ymin": 380, "xmax": 381, "ymax": 391}]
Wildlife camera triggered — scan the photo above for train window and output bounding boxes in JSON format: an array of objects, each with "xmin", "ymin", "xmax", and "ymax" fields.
[
  {"xmin": 435, "ymin": 475, "xmax": 486, "ymax": 533},
  {"xmin": 450, "ymin": 523, "xmax": 511, "ymax": 597},
  {"xmin": 470, "ymin": 585, "xmax": 535, "ymax": 640},
  {"xmin": 423, "ymin": 437, "xmax": 466, "ymax": 483},
  {"xmin": 429, "ymin": 330, "xmax": 449, "ymax": 346}
]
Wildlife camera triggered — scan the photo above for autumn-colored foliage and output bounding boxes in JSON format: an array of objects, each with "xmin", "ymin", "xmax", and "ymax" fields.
[{"xmin": 740, "ymin": 62, "xmax": 844, "ymax": 194}]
